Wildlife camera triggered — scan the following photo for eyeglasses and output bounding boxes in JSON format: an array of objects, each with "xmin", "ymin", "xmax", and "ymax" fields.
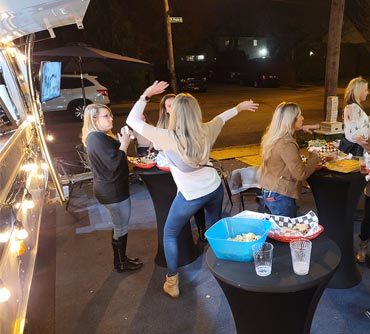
[{"xmin": 95, "ymin": 114, "xmax": 113, "ymax": 119}]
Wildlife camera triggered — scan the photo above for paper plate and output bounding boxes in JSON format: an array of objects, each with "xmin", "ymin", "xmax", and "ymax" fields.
[
  {"xmin": 157, "ymin": 165, "xmax": 170, "ymax": 171},
  {"xmin": 268, "ymin": 224, "xmax": 324, "ymax": 243},
  {"xmin": 134, "ymin": 162, "xmax": 156, "ymax": 169},
  {"xmin": 324, "ymin": 160, "xmax": 360, "ymax": 173}
]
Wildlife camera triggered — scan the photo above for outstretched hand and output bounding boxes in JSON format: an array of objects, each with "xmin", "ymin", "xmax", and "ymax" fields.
[
  {"xmin": 302, "ymin": 124, "xmax": 320, "ymax": 134},
  {"xmin": 143, "ymin": 80, "xmax": 169, "ymax": 99},
  {"xmin": 236, "ymin": 100, "xmax": 259, "ymax": 113}
]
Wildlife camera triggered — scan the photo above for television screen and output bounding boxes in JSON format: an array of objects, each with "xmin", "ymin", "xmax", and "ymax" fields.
[{"xmin": 39, "ymin": 61, "xmax": 62, "ymax": 102}]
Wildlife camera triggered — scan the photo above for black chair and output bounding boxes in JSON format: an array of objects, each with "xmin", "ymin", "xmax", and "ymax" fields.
[{"xmin": 54, "ymin": 151, "xmax": 93, "ymax": 210}]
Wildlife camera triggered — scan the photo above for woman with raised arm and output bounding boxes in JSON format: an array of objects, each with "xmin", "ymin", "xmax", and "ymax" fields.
[{"xmin": 127, "ymin": 81, "xmax": 259, "ymax": 298}]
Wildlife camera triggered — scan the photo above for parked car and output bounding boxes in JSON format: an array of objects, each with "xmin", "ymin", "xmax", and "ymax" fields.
[
  {"xmin": 209, "ymin": 51, "xmax": 279, "ymax": 88},
  {"xmin": 41, "ymin": 74, "xmax": 110, "ymax": 120},
  {"xmin": 176, "ymin": 63, "xmax": 207, "ymax": 92},
  {"xmin": 154, "ymin": 63, "xmax": 207, "ymax": 93}
]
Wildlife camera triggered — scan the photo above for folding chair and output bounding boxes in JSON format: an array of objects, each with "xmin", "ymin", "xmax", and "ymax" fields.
[
  {"xmin": 54, "ymin": 157, "xmax": 93, "ymax": 210},
  {"xmin": 229, "ymin": 166, "xmax": 262, "ymax": 211}
]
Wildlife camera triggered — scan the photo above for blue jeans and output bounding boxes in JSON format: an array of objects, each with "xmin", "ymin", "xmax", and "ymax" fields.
[
  {"xmin": 262, "ymin": 189, "xmax": 297, "ymax": 218},
  {"xmin": 102, "ymin": 198, "xmax": 131, "ymax": 239},
  {"xmin": 164, "ymin": 183, "xmax": 224, "ymax": 275}
]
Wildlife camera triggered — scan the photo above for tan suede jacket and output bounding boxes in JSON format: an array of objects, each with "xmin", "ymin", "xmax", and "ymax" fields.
[{"xmin": 259, "ymin": 136, "xmax": 320, "ymax": 199}]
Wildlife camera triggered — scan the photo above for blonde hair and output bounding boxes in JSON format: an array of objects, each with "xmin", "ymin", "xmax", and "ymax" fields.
[
  {"xmin": 81, "ymin": 104, "xmax": 112, "ymax": 146},
  {"xmin": 168, "ymin": 93, "xmax": 209, "ymax": 166},
  {"xmin": 344, "ymin": 76, "xmax": 368, "ymax": 106},
  {"xmin": 157, "ymin": 93, "xmax": 176, "ymax": 129},
  {"xmin": 260, "ymin": 102, "xmax": 301, "ymax": 171}
]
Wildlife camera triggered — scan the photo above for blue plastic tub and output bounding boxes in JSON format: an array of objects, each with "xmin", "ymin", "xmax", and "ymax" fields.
[{"xmin": 205, "ymin": 217, "xmax": 271, "ymax": 262}]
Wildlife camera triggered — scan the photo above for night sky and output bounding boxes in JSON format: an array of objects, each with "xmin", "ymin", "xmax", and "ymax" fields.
[{"xmin": 34, "ymin": 0, "xmax": 336, "ymax": 63}]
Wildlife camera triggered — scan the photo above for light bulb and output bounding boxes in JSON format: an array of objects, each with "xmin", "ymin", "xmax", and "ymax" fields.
[
  {"xmin": 46, "ymin": 133, "xmax": 54, "ymax": 142},
  {"xmin": 14, "ymin": 220, "xmax": 28, "ymax": 240},
  {"xmin": 22, "ymin": 191, "xmax": 34, "ymax": 210}
]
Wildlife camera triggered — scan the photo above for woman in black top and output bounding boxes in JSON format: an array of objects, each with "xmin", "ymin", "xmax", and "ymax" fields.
[{"xmin": 82, "ymin": 103, "xmax": 142, "ymax": 272}]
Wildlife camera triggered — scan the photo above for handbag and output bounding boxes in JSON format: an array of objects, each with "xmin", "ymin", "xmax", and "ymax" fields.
[{"xmin": 338, "ymin": 136, "xmax": 364, "ymax": 156}]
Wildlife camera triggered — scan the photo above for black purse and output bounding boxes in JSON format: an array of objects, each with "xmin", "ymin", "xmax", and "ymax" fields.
[{"xmin": 338, "ymin": 136, "xmax": 364, "ymax": 156}]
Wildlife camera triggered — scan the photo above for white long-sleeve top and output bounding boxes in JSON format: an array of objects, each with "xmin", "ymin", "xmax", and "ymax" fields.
[
  {"xmin": 127, "ymin": 99, "xmax": 239, "ymax": 200},
  {"xmin": 343, "ymin": 103, "xmax": 370, "ymax": 142}
]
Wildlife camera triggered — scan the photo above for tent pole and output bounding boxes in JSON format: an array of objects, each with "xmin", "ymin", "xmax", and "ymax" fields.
[{"xmin": 78, "ymin": 56, "xmax": 86, "ymax": 109}]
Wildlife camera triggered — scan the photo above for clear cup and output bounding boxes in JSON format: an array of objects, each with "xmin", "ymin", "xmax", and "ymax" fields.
[
  {"xmin": 290, "ymin": 239, "xmax": 312, "ymax": 275},
  {"xmin": 252, "ymin": 242, "xmax": 274, "ymax": 277},
  {"xmin": 359, "ymin": 157, "xmax": 367, "ymax": 174}
]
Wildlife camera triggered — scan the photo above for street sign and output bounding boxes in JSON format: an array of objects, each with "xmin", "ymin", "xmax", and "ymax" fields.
[{"xmin": 170, "ymin": 17, "xmax": 183, "ymax": 23}]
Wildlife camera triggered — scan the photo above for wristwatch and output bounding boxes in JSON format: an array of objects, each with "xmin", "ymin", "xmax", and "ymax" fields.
[{"xmin": 141, "ymin": 95, "xmax": 150, "ymax": 102}]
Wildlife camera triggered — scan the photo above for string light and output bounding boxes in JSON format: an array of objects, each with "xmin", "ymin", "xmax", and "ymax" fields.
[
  {"xmin": 46, "ymin": 132, "xmax": 54, "ymax": 142},
  {"xmin": 14, "ymin": 220, "xmax": 28, "ymax": 240},
  {"xmin": 0, "ymin": 279, "xmax": 11, "ymax": 302},
  {"xmin": 21, "ymin": 158, "xmax": 37, "ymax": 172},
  {"xmin": 22, "ymin": 190, "xmax": 34, "ymax": 210}
]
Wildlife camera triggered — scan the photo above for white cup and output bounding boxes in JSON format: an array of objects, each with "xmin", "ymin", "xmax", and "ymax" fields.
[
  {"xmin": 252, "ymin": 242, "xmax": 274, "ymax": 277},
  {"xmin": 290, "ymin": 239, "xmax": 312, "ymax": 275}
]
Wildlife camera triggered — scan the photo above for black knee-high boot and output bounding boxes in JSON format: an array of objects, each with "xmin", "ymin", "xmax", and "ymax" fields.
[
  {"xmin": 111, "ymin": 235, "xmax": 143, "ymax": 273},
  {"xmin": 111, "ymin": 230, "xmax": 139, "ymax": 264}
]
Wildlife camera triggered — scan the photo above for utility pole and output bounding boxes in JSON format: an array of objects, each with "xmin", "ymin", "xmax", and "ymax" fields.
[
  {"xmin": 323, "ymin": 0, "xmax": 345, "ymax": 120},
  {"xmin": 163, "ymin": 0, "xmax": 177, "ymax": 93}
]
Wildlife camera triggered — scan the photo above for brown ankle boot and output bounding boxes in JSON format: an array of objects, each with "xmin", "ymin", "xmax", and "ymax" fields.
[
  {"xmin": 163, "ymin": 273, "xmax": 180, "ymax": 298},
  {"xmin": 356, "ymin": 239, "xmax": 369, "ymax": 263}
]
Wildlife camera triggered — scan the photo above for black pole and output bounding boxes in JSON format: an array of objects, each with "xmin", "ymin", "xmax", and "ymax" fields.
[{"xmin": 78, "ymin": 56, "xmax": 86, "ymax": 109}]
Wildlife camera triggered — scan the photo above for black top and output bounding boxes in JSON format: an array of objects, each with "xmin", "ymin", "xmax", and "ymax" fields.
[
  {"xmin": 86, "ymin": 131, "xmax": 129, "ymax": 204},
  {"xmin": 206, "ymin": 235, "xmax": 341, "ymax": 293}
]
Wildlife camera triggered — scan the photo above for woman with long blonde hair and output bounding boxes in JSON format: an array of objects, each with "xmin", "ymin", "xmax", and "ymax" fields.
[
  {"xmin": 82, "ymin": 104, "xmax": 142, "ymax": 273},
  {"xmin": 259, "ymin": 102, "xmax": 320, "ymax": 218},
  {"xmin": 341, "ymin": 76, "xmax": 370, "ymax": 262},
  {"xmin": 157, "ymin": 93, "xmax": 176, "ymax": 129},
  {"xmin": 127, "ymin": 81, "xmax": 259, "ymax": 298}
]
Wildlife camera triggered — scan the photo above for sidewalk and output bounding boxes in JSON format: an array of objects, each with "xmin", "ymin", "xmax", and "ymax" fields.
[{"xmin": 25, "ymin": 148, "xmax": 370, "ymax": 334}]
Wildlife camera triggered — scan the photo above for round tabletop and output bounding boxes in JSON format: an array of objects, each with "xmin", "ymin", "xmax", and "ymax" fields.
[
  {"xmin": 133, "ymin": 166, "xmax": 169, "ymax": 175},
  {"xmin": 206, "ymin": 235, "xmax": 341, "ymax": 293}
]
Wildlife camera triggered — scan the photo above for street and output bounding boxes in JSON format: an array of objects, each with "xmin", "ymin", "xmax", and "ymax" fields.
[{"xmin": 43, "ymin": 83, "xmax": 348, "ymax": 160}]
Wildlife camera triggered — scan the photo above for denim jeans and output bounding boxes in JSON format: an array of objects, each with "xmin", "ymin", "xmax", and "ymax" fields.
[
  {"xmin": 164, "ymin": 183, "xmax": 224, "ymax": 275},
  {"xmin": 102, "ymin": 197, "xmax": 131, "ymax": 239},
  {"xmin": 262, "ymin": 189, "xmax": 297, "ymax": 218}
]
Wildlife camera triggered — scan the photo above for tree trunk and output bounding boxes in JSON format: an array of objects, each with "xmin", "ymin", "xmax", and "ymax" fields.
[{"xmin": 323, "ymin": 0, "xmax": 345, "ymax": 119}]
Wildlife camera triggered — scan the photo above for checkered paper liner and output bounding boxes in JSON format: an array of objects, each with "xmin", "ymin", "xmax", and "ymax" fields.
[{"xmin": 268, "ymin": 210, "xmax": 321, "ymax": 238}]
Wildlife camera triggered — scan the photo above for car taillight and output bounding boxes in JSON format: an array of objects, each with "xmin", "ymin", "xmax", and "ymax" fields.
[{"xmin": 97, "ymin": 89, "xmax": 108, "ymax": 96}]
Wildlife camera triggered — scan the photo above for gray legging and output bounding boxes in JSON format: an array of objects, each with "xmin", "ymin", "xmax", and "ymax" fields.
[{"xmin": 102, "ymin": 197, "xmax": 131, "ymax": 239}]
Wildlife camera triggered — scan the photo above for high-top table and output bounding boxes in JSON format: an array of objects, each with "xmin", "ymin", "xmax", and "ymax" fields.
[
  {"xmin": 206, "ymin": 235, "xmax": 341, "ymax": 334},
  {"xmin": 307, "ymin": 169, "xmax": 366, "ymax": 288},
  {"xmin": 134, "ymin": 166, "xmax": 199, "ymax": 267}
]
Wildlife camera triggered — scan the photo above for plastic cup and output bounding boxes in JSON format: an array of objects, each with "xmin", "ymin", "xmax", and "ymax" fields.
[
  {"xmin": 359, "ymin": 157, "xmax": 367, "ymax": 174},
  {"xmin": 252, "ymin": 242, "xmax": 274, "ymax": 277},
  {"xmin": 290, "ymin": 239, "xmax": 312, "ymax": 275}
]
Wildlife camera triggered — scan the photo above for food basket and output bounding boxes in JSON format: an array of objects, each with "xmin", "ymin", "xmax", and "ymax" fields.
[
  {"xmin": 128, "ymin": 156, "xmax": 157, "ymax": 169},
  {"xmin": 268, "ymin": 210, "xmax": 324, "ymax": 242},
  {"xmin": 205, "ymin": 218, "xmax": 271, "ymax": 262}
]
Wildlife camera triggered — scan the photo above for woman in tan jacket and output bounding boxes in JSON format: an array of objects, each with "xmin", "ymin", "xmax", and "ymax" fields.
[{"xmin": 259, "ymin": 102, "xmax": 320, "ymax": 217}]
